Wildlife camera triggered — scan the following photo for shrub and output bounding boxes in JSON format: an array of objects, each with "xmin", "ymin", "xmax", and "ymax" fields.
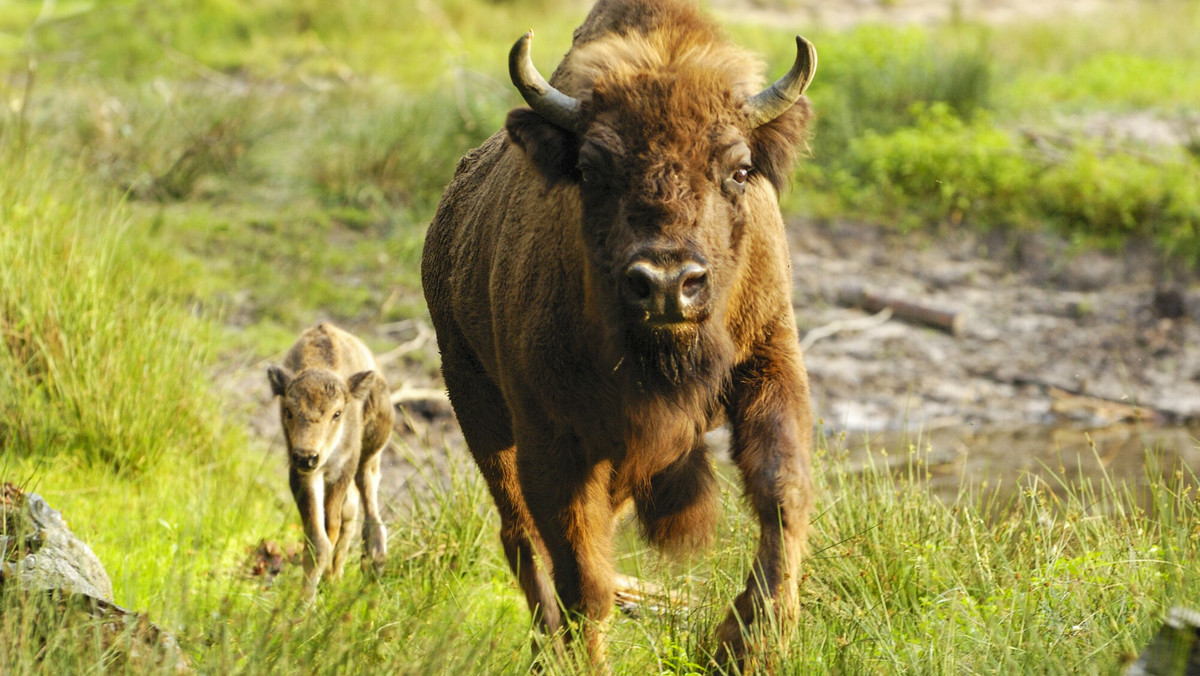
[{"xmin": 842, "ymin": 103, "xmax": 1034, "ymax": 229}]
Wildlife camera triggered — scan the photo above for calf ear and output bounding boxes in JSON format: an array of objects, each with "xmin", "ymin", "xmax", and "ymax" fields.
[
  {"xmin": 267, "ymin": 365, "xmax": 292, "ymax": 397},
  {"xmin": 347, "ymin": 370, "xmax": 377, "ymax": 401},
  {"xmin": 749, "ymin": 97, "xmax": 813, "ymax": 194},
  {"xmin": 506, "ymin": 108, "xmax": 581, "ymax": 185}
]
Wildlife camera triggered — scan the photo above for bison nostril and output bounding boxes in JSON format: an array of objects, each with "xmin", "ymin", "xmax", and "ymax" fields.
[
  {"xmin": 624, "ymin": 263, "xmax": 658, "ymax": 302},
  {"xmin": 678, "ymin": 265, "xmax": 708, "ymax": 300}
]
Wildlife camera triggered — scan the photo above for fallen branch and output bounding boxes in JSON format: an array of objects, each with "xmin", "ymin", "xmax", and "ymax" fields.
[
  {"xmin": 799, "ymin": 307, "xmax": 893, "ymax": 351},
  {"xmin": 389, "ymin": 386, "xmax": 450, "ymax": 406},
  {"xmin": 613, "ymin": 573, "xmax": 694, "ymax": 619},
  {"xmin": 375, "ymin": 322, "xmax": 434, "ymax": 367},
  {"xmin": 837, "ymin": 284, "xmax": 963, "ymax": 335}
]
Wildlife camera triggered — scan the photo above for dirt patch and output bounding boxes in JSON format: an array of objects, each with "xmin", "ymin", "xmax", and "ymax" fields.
[
  {"xmin": 227, "ymin": 0, "xmax": 1200, "ymax": 522},
  {"xmin": 791, "ymin": 219, "xmax": 1200, "ymax": 433},
  {"xmin": 228, "ymin": 216, "xmax": 1199, "ymax": 520}
]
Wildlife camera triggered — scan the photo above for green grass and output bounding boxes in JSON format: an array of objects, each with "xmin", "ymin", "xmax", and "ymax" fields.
[
  {"xmin": 0, "ymin": 147, "xmax": 223, "ymax": 474},
  {"xmin": 6, "ymin": 422, "xmax": 1199, "ymax": 673},
  {"xmin": 3, "ymin": 0, "xmax": 1200, "ymax": 673}
]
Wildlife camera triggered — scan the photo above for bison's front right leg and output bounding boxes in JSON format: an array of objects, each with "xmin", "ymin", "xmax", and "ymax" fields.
[
  {"xmin": 290, "ymin": 468, "xmax": 332, "ymax": 597},
  {"xmin": 715, "ymin": 330, "xmax": 814, "ymax": 670},
  {"xmin": 517, "ymin": 431, "xmax": 616, "ymax": 669},
  {"xmin": 439, "ymin": 346, "xmax": 560, "ymax": 637}
]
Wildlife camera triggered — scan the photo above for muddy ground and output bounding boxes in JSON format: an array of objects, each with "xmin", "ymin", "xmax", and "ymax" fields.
[
  {"xmin": 232, "ymin": 216, "xmax": 1200, "ymax": 515},
  {"xmin": 233, "ymin": 0, "xmax": 1200, "ymax": 517}
]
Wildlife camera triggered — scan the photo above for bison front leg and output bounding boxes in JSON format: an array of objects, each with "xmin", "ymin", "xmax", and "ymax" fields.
[
  {"xmin": 290, "ymin": 469, "xmax": 333, "ymax": 597},
  {"xmin": 517, "ymin": 433, "xmax": 616, "ymax": 668},
  {"xmin": 715, "ymin": 338, "xmax": 814, "ymax": 669}
]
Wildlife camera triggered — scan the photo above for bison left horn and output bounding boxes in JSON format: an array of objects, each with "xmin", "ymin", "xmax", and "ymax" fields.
[
  {"xmin": 745, "ymin": 35, "xmax": 818, "ymax": 128},
  {"xmin": 509, "ymin": 30, "xmax": 581, "ymax": 132}
]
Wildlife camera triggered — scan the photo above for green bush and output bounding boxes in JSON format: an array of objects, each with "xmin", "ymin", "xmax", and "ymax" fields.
[
  {"xmin": 842, "ymin": 103, "xmax": 1033, "ymax": 229},
  {"xmin": 1037, "ymin": 148, "xmax": 1200, "ymax": 260},
  {"xmin": 794, "ymin": 102, "xmax": 1200, "ymax": 263},
  {"xmin": 806, "ymin": 26, "xmax": 994, "ymax": 161}
]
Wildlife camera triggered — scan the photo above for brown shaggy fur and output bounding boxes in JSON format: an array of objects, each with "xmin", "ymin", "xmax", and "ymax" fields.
[{"xmin": 422, "ymin": 0, "xmax": 814, "ymax": 669}]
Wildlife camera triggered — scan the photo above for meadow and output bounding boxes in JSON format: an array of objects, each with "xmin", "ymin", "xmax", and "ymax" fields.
[{"xmin": 2, "ymin": 0, "xmax": 1199, "ymax": 672}]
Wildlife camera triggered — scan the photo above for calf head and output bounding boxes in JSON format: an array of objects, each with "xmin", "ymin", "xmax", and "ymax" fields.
[
  {"xmin": 505, "ymin": 30, "xmax": 815, "ymax": 385},
  {"xmin": 267, "ymin": 366, "xmax": 376, "ymax": 472}
]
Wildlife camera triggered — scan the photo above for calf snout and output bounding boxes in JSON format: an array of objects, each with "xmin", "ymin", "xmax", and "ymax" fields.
[
  {"xmin": 620, "ymin": 255, "xmax": 710, "ymax": 324},
  {"xmin": 291, "ymin": 449, "xmax": 321, "ymax": 472}
]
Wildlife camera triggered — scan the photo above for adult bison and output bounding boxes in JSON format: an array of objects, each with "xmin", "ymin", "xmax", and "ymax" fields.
[{"xmin": 422, "ymin": 0, "xmax": 816, "ymax": 667}]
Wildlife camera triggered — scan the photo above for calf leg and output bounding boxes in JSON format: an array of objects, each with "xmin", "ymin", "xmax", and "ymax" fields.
[
  {"xmin": 333, "ymin": 484, "xmax": 361, "ymax": 580},
  {"xmin": 715, "ymin": 334, "xmax": 813, "ymax": 669},
  {"xmin": 323, "ymin": 473, "xmax": 355, "ymax": 581},
  {"xmin": 357, "ymin": 451, "xmax": 387, "ymax": 574},
  {"xmin": 359, "ymin": 376, "xmax": 394, "ymax": 574},
  {"xmin": 290, "ymin": 469, "xmax": 332, "ymax": 595}
]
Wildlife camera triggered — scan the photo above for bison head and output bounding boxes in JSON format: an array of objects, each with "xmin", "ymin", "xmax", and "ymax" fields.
[
  {"xmin": 267, "ymin": 366, "xmax": 376, "ymax": 472},
  {"xmin": 504, "ymin": 30, "xmax": 815, "ymax": 385}
]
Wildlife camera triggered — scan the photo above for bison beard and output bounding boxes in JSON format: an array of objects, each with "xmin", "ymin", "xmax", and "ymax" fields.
[{"xmin": 618, "ymin": 321, "xmax": 733, "ymax": 394}]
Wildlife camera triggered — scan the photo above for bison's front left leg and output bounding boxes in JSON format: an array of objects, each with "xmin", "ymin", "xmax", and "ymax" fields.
[
  {"xmin": 517, "ymin": 430, "xmax": 616, "ymax": 669},
  {"xmin": 715, "ymin": 330, "xmax": 814, "ymax": 669}
]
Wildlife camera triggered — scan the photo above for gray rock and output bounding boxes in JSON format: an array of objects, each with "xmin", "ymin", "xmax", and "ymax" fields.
[
  {"xmin": 2, "ymin": 483, "xmax": 191, "ymax": 673},
  {"xmin": 2, "ymin": 490, "xmax": 114, "ymax": 601}
]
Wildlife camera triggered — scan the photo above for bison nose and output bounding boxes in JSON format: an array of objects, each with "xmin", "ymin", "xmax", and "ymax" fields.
[
  {"xmin": 291, "ymin": 450, "xmax": 320, "ymax": 472},
  {"xmin": 621, "ymin": 260, "xmax": 709, "ymax": 323}
]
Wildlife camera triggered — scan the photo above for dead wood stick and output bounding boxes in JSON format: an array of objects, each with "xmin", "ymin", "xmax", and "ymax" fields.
[
  {"xmin": 389, "ymin": 387, "xmax": 450, "ymax": 406},
  {"xmin": 837, "ymin": 284, "xmax": 963, "ymax": 335},
  {"xmin": 799, "ymin": 307, "xmax": 893, "ymax": 352}
]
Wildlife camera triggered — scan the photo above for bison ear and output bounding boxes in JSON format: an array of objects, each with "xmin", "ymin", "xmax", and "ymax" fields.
[
  {"xmin": 506, "ymin": 108, "xmax": 581, "ymax": 185},
  {"xmin": 267, "ymin": 365, "xmax": 292, "ymax": 398},
  {"xmin": 749, "ymin": 97, "xmax": 813, "ymax": 194},
  {"xmin": 347, "ymin": 370, "xmax": 377, "ymax": 401}
]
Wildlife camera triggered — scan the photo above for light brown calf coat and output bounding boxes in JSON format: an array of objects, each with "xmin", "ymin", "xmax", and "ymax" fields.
[{"xmin": 267, "ymin": 323, "xmax": 393, "ymax": 593}]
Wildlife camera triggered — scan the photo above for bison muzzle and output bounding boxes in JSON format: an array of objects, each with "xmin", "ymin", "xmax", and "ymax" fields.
[{"xmin": 422, "ymin": 0, "xmax": 818, "ymax": 669}]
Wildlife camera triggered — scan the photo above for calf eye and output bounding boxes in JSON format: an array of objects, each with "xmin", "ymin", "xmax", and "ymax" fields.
[
  {"xmin": 285, "ymin": 409, "xmax": 293, "ymax": 420},
  {"xmin": 332, "ymin": 411, "xmax": 341, "ymax": 420}
]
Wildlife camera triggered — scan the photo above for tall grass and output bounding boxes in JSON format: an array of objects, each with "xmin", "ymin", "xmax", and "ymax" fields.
[
  {"xmin": 2, "ymin": 0, "xmax": 1200, "ymax": 673},
  {"xmin": 6, "ymin": 431, "xmax": 1196, "ymax": 673},
  {"xmin": 0, "ymin": 142, "xmax": 225, "ymax": 474}
]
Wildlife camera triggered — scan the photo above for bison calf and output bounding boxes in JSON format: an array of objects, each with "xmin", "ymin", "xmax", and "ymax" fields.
[
  {"xmin": 423, "ymin": 0, "xmax": 817, "ymax": 668},
  {"xmin": 267, "ymin": 323, "xmax": 393, "ymax": 594}
]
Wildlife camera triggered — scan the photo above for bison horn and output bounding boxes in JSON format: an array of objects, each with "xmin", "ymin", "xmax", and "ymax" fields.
[
  {"xmin": 509, "ymin": 30, "xmax": 581, "ymax": 132},
  {"xmin": 745, "ymin": 35, "xmax": 818, "ymax": 128}
]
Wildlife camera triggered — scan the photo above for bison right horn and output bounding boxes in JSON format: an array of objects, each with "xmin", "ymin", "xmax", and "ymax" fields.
[
  {"xmin": 509, "ymin": 30, "xmax": 582, "ymax": 133},
  {"xmin": 745, "ymin": 35, "xmax": 818, "ymax": 128}
]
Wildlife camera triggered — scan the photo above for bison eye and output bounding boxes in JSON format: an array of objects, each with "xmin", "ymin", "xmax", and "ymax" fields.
[
  {"xmin": 733, "ymin": 167, "xmax": 750, "ymax": 184},
  {"xmin": 285, "ymin": 409, "xmax": 293, "ymax": 420}
]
